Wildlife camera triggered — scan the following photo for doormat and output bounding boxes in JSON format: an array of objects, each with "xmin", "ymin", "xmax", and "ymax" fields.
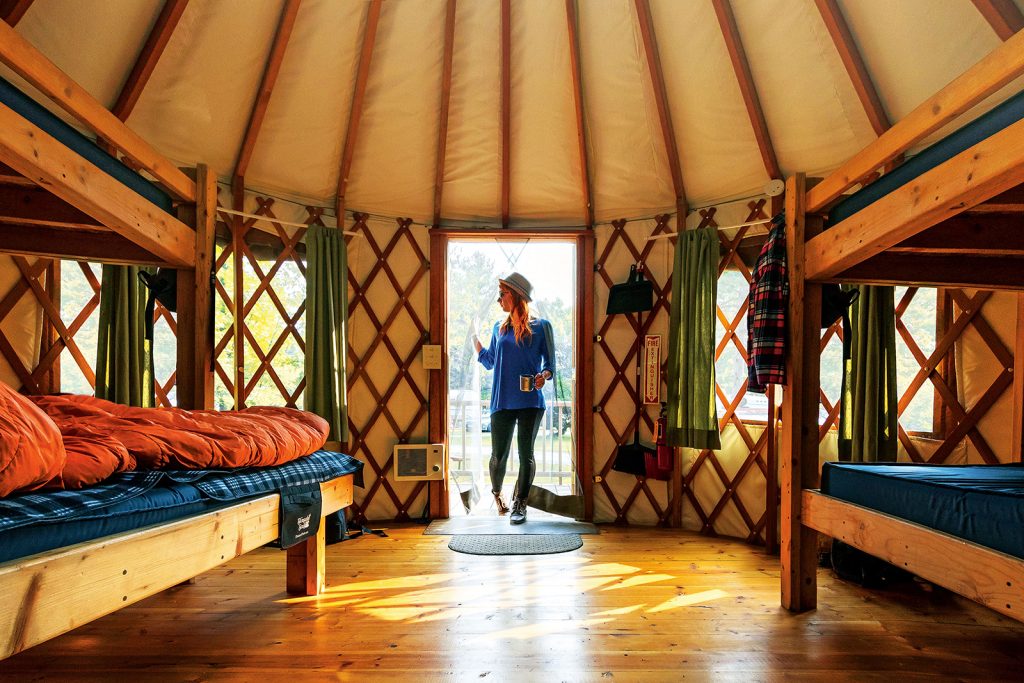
[
  {"xmin": 448, "ymin": 533, "xmax": 583, "ymax": 556},
  {"xmin": 425, "ymin": 516, "xmax": 597, "ymax": 536}
]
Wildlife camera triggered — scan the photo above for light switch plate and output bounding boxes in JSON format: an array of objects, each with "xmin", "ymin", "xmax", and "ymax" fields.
[{"xmin": 422, "ymin": 344, "xmax": 442, "ymax": 370}]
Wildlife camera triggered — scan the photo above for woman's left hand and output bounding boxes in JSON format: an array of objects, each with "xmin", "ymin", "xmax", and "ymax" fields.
[{"xmin": 534, "ymin": 373, "xmax": 546, "ymax": 390}]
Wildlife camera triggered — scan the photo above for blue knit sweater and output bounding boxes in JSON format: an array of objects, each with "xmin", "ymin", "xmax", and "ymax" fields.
[{"xmin": 477, "ymin": 318, "xmax": 556, "ymax": 413}]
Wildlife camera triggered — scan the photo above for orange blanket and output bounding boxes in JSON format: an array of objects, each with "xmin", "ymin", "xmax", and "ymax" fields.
[{"xmin": 30, "ymin": 394, "xmax": 330, "ymax": 479}]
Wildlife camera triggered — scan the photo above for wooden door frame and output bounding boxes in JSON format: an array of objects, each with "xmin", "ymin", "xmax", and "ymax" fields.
[{"xmin": 428, "ymin": 229, "xmax": 595, "ymax": 519}]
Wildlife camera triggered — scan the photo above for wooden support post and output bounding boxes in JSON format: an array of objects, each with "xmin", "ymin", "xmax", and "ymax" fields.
[
  {"xmin": 577, "ymin": 231, "xmax": 596, "ymax": 522},
  {"xmin": 40, "ymin": 259, "xmax": 59, "ymax": 394},
  {"xmin": 780, "ymin": 173, "xmax": 821, "ymax": 611},
  {"xmin": 175, "ymin": 164, "xmax": 216, "ymax": 410},
  {"xmin": 1013, "ymin": 293, "xmax": 1024, "ymax": 462},
  {"xmin": 231, "ymin": 180, "xmax": 246, "ymax": 409},
  {"xmin": 428, "ymin": 231, "xmax": 449, "ymax": 518}
]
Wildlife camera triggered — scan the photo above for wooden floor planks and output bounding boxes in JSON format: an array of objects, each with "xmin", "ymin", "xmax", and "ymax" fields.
[{"xmin": 3, "ymin": 524, "xmax": 1024, "ymax": 680}]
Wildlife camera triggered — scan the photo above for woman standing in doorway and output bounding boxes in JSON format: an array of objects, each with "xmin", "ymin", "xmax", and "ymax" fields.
[{"xmin": 473, "ymin": 272, "xmax": 556, "ymax": 525}]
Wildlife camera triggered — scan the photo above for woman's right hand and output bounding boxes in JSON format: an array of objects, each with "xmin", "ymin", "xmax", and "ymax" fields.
[{"xmin": 472, "ymin": 335, "xmax": 483, "ymax": 353}]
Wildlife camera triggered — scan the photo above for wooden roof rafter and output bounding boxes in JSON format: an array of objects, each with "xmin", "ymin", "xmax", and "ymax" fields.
[
  {"xmin": 971, "ymin": 0, "xmax": 1024, "ymax": 41},
  {"xmin": 566, "ymin": 0, "xmax": 593, "ymax": 228},
  {"xmin": 710, "ymin": 0, "xmax": 781, "ymax": 181},
  {"xmin": 110, "ymin": 0, "xmax": 190, "ymax": 123},
  {"xmin": 336, "ymin": 0, "xmax": 382, "ymax": 222},
  {"xmin": 500, "ymin": 0, "xmax": 511, "ymax": 228},
  {"xmin": 233, "ymin": 0, "xmax": 302, "ymax": 185},
  {"xmin": 813, "ymin": 0, "xmax": 892, "ymax": 138},
  {"xmin": 633, "ymin": 0, "xmax": 686, "ymax": 219},
  {"xmin": 0, "ymin": 21, "xmax": 196, "ymax": 202},
  {"xmin": 0, "ymin": 0, "xmax": 32, "ymax": 26},
  {"xmin": 432, "ymin": 0, "xmax": 457, "ymax": 229}
]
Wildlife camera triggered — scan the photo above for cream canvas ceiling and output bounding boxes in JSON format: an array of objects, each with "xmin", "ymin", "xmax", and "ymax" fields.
[{"xmin": 5, "ymin": 0, "xmax": 1024, "ymax": 226}]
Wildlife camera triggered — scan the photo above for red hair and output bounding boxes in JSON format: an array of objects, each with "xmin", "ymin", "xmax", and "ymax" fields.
[{"xmin": 500, "ymin": 291, "xmax": 533, "ymax": 344}]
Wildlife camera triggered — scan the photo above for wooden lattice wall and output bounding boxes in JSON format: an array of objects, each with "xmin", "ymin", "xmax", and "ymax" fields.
[
  {"xmin": 0, "ymin": 191, "xmax": 1017, "ymax": 531},
  {"xmin": 0, "ymin": 255, "xmax": 176, "ymax": 403},
  {"xmin": 592, "ymin": 199, "xmax": 779, "ymax": 539},
  {"xmin": 214, "ymin": 195, "xmax": 431, "ymax": 523}
]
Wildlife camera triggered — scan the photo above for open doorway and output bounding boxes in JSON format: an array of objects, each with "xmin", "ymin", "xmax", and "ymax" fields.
[{"xmin": 445, "ymin": 238, "xmax": 577, "ymax": 517}]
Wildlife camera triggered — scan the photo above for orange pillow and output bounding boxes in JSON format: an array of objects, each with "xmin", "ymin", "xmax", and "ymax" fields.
[{"xmin": 0, "ymin": 382, "xmax": 66, "ymax": 497}]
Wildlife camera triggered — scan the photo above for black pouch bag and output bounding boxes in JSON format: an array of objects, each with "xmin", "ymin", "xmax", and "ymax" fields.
[
  {"xmin": 612, "ymin": 432, "xmax": 656, "ymax": 476},
  {"xmin": 830, "ymin": 539, "xmax": 911, "ymax": 588},
  {"xmin": 278, "ymin": 482, "xmax": 322, "ymax": 549},
  {"xmin": 607, "ymin": 264, "xmax": 654, "ymax": 315},
  {"xmin": 821, "ymin": 284, "xmax": 859, "ymax": 329},
  {"xmin": 138, "ymin": 268, "xmax": 178, "ymax": 341}
]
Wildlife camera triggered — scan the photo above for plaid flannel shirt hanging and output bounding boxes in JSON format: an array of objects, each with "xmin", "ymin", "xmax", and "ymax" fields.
[{"xmin": 747, "ymin": 214, "xmax": 788, "ymax": 393}]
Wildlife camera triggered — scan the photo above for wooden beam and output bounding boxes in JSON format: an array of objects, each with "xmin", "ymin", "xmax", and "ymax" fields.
[
  {"xmin": 837, "ymin": 253, "xmax": 1024, "ymax": 290},
  {"xmin": 432, "ymin": 0, "xmax": 457, "ymax": 228},
  {"xmin": 0, "ymin": 223, "xmax": 162, "ymax": 265},
  {"xmin": 0, "ymin": 0, "xmax": 32, "ymax": 26},
  {"xmin": 895, "ymin": 213, "xmax": 1024, "ymax": 253},
  {"xmin": 711, "ymin": 0, "xmax": 781, "ymax": 180},
  {"xmin": 780, "ymin": 173, "xmax": 821, "ymax": 611},
  {"xmin": 633, "ymin": 0, "xmax": 686, "ymax": 218},
  {"xmin": 577, "ymin": 231, "xmax": 595, "ymax": 521},
  {"xmin": 335, "ymin": 0, "xmax": 382, "ymax": 221},
  {"xmin": 500, "ymin": 0, "xmax": 511, "ymax": 228},
  {"xmin": 175, "ymin": 164, "xmax": 216, "ymax": 410},
  {"xmin": 814, "ymin": 0, "xmax": 891, "ymax": 137},
  {"xmin": 1013, "ymin": 294, "xmax": 1024, "ymax": 461},
  {"xmin": 807, "ymin": 29, "xmax": 1024, "ymax": 213},
  {"xmin": 0, "ymin": 102, "xmax": 194, "ymax": 267},
  {"xmin": 110, "ymin": 0, "xmax": 189, "ymax": 122},
  {"xmin": 803, "ymin": 490, "xmax": 1024, "ymax": 622},
  {"xmin": 968, "ymin": 183, "xmax": 1024, "ymax": 212},
  {"xmin": 0, "ymin": 21, "xmax": 196, "ymax": 202},
  {"xmin": 0, "ymin": 184, "xmax": 103, "ymax": 227},
  {"xmin": 565, "ymin": 0, "xmax": 593, "ymax": 228},
  {"xmin": 428, "ymin": 231, "xmax": 449, "ymax": 518},
  {"xmin": 233, "ymin": 0, "xmax": 301, "ymax": 184},
  {"xmin": 972, "ymin": 0, "xmax": 1024, "ymax": 41},
  {"xmin": 806, "ymin": 116, "xmax": 1024, "ymax": 280}
]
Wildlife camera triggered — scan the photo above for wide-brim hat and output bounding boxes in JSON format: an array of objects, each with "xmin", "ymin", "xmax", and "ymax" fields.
[{"xmin": 498, "ymin": 272, "xmax": 533, "ymax": 302}]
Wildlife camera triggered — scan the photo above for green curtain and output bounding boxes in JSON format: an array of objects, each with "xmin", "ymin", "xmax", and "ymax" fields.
[
  {"xmin": 666, "ymin": 226, "xmax": 721, "ymax": 449},
  {"xmin": 838, "ymin": 285, "xmax": 899, "ymax": 462},
  {"xmin": 304, "ymin": 224, "xmax": 349, "ymax": 442},
  {"xmin": 95, "ymin": 265, "xmax": 154, "ymax": 407}
]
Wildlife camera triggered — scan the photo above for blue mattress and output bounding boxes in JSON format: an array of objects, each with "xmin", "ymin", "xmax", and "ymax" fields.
[
  {"xmin": 0, "ymin": 450, "xmax": 362, "ymax": 563},
  {"xmin": 821, "ymin": 462, "xmax": 1024, "ymax": 559},
  {"xmin": 827, "ymin": 88, "xmax": 1024, "ymax": 227},
  {"xmin": 0, "ymin": 75, "xmax": 173, "ymax": 212}
]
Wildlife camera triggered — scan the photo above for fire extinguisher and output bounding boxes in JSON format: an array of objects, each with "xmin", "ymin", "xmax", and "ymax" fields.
[{"xmin": 647, "ymin": 403, "xmax": 672, "ymax": 480}]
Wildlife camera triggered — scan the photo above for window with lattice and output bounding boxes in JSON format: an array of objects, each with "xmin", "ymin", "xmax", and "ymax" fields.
[{"xmin": 58, "ymin": 261, "xmax": 177, "ymax": 405}]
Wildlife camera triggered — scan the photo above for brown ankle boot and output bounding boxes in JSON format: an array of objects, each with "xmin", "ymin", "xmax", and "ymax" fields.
[{"xmin": 493, "ymin": 492, "xmax": 509, "ymax": 515}]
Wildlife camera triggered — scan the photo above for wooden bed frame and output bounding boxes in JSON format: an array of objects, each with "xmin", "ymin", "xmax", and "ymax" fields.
[
  {"xmin": 780, "ymin": 30, "xmax": 1024, "ymax": 620},
  {"xmin": 0, "ymin": 22, "xmax": 354, "ymax": 659}
]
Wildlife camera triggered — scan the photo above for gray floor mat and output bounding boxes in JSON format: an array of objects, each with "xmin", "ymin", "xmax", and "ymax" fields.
[
  {"xmin": 425, "ymin": 516, "xmax": 598, "ymax": 535},
  {"xmin": 448, "ymin": 533, "xmax": 583, "ymax": 555}
]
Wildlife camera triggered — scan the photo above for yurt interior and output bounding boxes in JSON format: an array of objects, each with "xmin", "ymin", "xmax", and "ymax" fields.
[{"xmin": 3, "ymin": 0, "xmax": 1024, "ymax": 678}]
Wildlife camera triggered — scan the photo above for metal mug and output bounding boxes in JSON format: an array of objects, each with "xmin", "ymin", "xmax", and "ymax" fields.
[{"xmin": 519, "ymin": 374, "xmax": 534, "ymax": 392}]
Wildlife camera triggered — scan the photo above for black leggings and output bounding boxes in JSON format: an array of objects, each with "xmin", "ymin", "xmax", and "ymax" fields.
[{"xmin": 489, "ymin": 408, "xmax": 545, "ymax": 501}]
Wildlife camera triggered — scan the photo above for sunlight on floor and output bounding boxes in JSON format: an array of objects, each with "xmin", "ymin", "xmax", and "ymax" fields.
[{"xmin": 275, "ymin": 556, "xmax": 731, "ymax": 633}]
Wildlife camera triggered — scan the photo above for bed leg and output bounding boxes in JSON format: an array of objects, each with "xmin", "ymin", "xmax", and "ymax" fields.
[{"xmin": 286, "ymin": 522, "xmax": 326, "ymax": 595}]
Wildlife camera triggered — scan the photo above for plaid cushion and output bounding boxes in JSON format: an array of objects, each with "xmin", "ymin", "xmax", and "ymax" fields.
[{"xmin": 0, "ymin": 450, "xmax": 363, "ymax": 533}]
